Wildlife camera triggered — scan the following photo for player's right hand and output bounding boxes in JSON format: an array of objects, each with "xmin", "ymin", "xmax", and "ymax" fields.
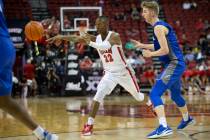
[
  {"xmin": 80, "ymin": 33, "xmax": 91, "ymax": 45},
  {"xmin": 130, "ymin": 39, "xmax": 143, "ymax": 48},
  {"xmin": 46, "ymin": 34, "xmax": 64, "ymax": 43}
]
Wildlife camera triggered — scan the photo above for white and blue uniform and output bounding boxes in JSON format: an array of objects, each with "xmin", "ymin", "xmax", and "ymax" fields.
[{"xmin": 150, "ymin": 20, "xmax": 186, "ymax": 107}]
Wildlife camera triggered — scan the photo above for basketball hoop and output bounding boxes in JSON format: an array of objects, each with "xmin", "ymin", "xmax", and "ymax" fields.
[{"xmin": 78, "ymin": 26, "xmax": 88, "ymax": 37}]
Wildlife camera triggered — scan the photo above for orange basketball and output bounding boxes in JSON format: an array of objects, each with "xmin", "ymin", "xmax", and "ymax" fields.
[{"xmin": 24, "ymin": 21, "xmax": 44, "ymax": 41}]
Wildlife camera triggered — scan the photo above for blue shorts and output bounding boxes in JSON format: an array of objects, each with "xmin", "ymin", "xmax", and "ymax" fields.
[
  {"xmin": 150, "ymin": 60, "xmax": 186, "ymax": 107},
  {"xmin": 157, "ymin": 60, "xmax": 186, "ymax": 88},
  {"xmin": 0, "ymin": 36, "xmax": 16, "ymax": 96}
]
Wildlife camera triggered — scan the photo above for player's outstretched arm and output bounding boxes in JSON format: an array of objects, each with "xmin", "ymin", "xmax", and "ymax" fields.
[
  {"xmin": 81, "ymin": 32, "xmax": 121, "ymax": 50},
  {"xmin": 85, "ymin": 33, "xmax": 96, "ymax": 42},
  {"xmin": 46, "ymin": 34, "xmax": 82, "ymax": 43},
  {"xmin": 130, "ymin": 39, "xmax": 154, "ymax": 50}
]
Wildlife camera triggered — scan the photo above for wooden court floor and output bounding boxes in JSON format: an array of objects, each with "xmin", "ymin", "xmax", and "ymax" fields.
[{"xmin": 0, "ymin": 95, "xmax": 210, "ymax": 140}]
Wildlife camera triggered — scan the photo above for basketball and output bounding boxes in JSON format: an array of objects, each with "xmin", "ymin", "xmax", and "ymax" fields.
[{"xmin": 24, "ymin": 21, "xmax": 44, "ymax": 41}]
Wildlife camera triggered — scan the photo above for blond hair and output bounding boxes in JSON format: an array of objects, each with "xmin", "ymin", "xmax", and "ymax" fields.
[{"xmin": 141, "ymin": 0, "xmax": 159, "ymax": 15}]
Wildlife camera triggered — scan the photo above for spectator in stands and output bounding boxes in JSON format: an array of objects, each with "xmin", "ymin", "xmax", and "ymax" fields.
[
  {"xmin": 184, "ymin": 49, "xmax": 195, "ymax": 62},
  {"xmin": 55, "ymin": 60, "xmax": 65, "ymax": 81},
  {"xmin": 130, "ymin": 3, "xmax": 140, "ymax": 20},
  {"xmin": 197, "ymin": 60, "xmax": 208, "ymax": 86},
  {"xmin": 182, "ymin": 0, "xmax": 191, "ymax": 10},
  {"xmin": 114, "ymin": 12, "xmax": 126, "ymax": 21},
  {"xmin": 47, "ymin": 68, "xmax": 60, "ymax": 96},
  {"xmin": 191, "ymin": 0, "xmax": 197, "ymax": 9},
  {"xmin": 75, "ymin": 42, "xmax": 85, "ymax": 55},
  {"xmin": 198, "ymin": 33, "xmax": 209, "ymax": 54},
  {"xmin": 206, "ymin": 30, "xmax": 210, "ymax": 41},
  {"xmin": 204, "ymin": 20, "xmax": 210, "ymax": 31},
  {"xmin": 47, "ymin": 16, "xmax": 60, "ymax": 37},
  {"xmin": 36, "ymin": 62, "xmax": 48, "ymax": 95},
  {"xmin": 138, "ymin": 55, "xmax": 146, "ymax": 66},
  {"xmin": 195, "ymin": 18, "xmax": 205, "ymax": 32},
  {"xmin": 126, "ymin": 27, "xmax": 140, "ymax": 38},
  {"xmin": 195, "ymin": 48, "xmax": 204, "ymax": 63},
  {"xmin": 111, "ymin": 0, "xmax": 120, "ymax": 7},
  {"xmin": 182, "ymin": 65, "xmax": 193, "ymax": 90},
  {"xmin": 143, "ymin": 66, "xmax": 155, "ymax": 86},
  {"xmin": 180, "ymin": 33, "xmax": 190, "ymax": 48},
  {"xmin": 63, "ymin": 15, "xmax": 71, "ymax": 29},
  {"xmin": 23, "ymin": 59, "xmax": 37, "ymax": 97},
  {"xmin": 99, "ymin": 0, "xmax": 104, "ymax": 8},
  {"xmin": 182, "ymin": 0, "xmax": 197, "ymax": 10},
  {"xmin": 127, "ymin": 53, "xmax": 137, "ymax": 68},
  {"xmin": 79, "ymin": 56, "xmax": 93, "ymax": 71},
  {"xmin": 174, "ymin": 20, "xmax": 184, "ymax": 40},
  {"xmin": 62, "ymin": 40, "xmax": 69, "ymax": 54},
  {"xmin": 12, "ymin": 72, "xmax": 19, "ymax": 97},
  {"xmin": 188, "ymin": 67, "xmax": 205, "ymax": 95},
  {"xmin": 206, "ymin": 43, "xmax": 210, "ymax": 56}
]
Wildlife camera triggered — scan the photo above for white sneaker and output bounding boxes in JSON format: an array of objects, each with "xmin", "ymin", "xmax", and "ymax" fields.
[{"xmin": 42, "ymin": 132, "xmax": 59, "ymax": 140}]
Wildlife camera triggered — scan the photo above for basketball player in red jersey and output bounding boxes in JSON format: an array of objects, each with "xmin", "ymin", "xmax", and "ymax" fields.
[
  {"xmin": 47, "ymin": 16, "xmax": 145, "ymax": 136},
  {"xmin": 79, "ymin": 16, "xmax": 145, "ymax": 136}
]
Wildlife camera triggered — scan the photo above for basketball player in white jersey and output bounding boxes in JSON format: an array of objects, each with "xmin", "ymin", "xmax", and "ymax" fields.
[
  {"xmin": 79, "ymin": 16, "xmax": 145, "ymax": 135},
  {"xmin": 47, "ymin": 16, "xmax": 144, "ymax": 136}
]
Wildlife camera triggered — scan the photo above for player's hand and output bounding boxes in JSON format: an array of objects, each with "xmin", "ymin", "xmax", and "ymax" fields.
[
  {"xmin": 130, "ymin": 39, "xmax": 144, "ymax": 48},
  {"xmin": 46, "ymin": 34, "xmax": 64, "ymax": 43},
  {"xmin": 142, "ymin": 49, "xmax": 152, "ymax": 57},
  {"xmin": 81, "ymin": 34, "xmax": 91, "ymax": 45}
]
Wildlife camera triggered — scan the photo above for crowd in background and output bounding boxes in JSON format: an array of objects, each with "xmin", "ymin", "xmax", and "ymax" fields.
[{"xmin": 11, "ymin": 0, "xmax": 210, "ymax": 98}]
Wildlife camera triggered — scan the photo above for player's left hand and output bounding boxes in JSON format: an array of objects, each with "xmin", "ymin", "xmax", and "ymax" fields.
[
  {"xmin": 81, "ymin": 34, "xmax": 91, "ymax": 45},
  {"xmin": 142, "ymin": 49, "xmax": 152, "ymax": 57}
]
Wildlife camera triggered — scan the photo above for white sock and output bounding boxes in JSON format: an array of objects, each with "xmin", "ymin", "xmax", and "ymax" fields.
[
  {"xmin": 87, "ymin": 117, "xmax": 94, "ymax": 125},
  {"xmin": 33, "ymin": 126, "xmax": 45, "ymax": 139},
  {"xmin": 159, "ymin": 117, "xmax": 167, "ymax": 127},
  {"xmin": 182, "ymin": 112, "xmax": 189, "ymax": 121}
]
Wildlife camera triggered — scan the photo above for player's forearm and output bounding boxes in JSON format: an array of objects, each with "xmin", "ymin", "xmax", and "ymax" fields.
[
  {"xmin": 150, "ymin": 48, "xmax": 169, "ymax": 57},
  {"xmin": 137, "ymin": 44, "xmax": 154, "ymax": 50},
  {"xmin": 86, "ymin": 33, "xmax": 96, "ymax": 42},
  {"xmin": 89, "ymin": 41, "xmax": 111, "ymax": 50},
  {"xmin": 61, "ymin": 35, "xmax": 81, "ymax": 42}
]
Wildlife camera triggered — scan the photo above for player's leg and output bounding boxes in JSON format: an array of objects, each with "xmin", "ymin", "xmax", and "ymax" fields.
[
  {"xmin": 147, "ymin": 63, "xmax": 182, "ymax": 139},
  {"xmin": 169, "ymin": 80, "xmax": 195, "ymax": 130},
  {"xmin": 0, "ymin": 37, "xmax": 58, "ymax": 140},
  {"xmin": 147, "ymin": 79, "xmax": 173, "ymax": 139},
  {"xmin": 147, "ymin": 62, "xmax": 187, "ymax": 138},
  {"xmin": 118, "ymin": 69, "xmax": 144, "ymax": 102},
  {"xmin": 82, "ymin": 73, "xmax": 117, "ymax": 136},
  {"xmin": 0, "ymin": 78, "xmax": 58, "ymax": 140}
]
